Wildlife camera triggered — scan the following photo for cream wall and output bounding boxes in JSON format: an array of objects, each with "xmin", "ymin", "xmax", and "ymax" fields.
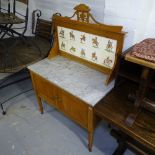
[{"xmin": 32, "ymin": 0, "xmax": 155, "ymax": 51}]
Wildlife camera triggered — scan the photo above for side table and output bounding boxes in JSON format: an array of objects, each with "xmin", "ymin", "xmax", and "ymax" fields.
[{"xmin": 94, "ymin": 81, "xmax": 155, "ymax": 154}]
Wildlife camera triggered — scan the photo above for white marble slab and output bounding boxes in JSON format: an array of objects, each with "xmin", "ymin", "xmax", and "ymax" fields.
[{"xmin": 28, "ymin": 56, "xmax": 114, "ymax": 106}]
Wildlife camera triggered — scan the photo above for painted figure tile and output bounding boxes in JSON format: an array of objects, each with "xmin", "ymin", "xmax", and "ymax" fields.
[
  {"xmin": 57, "ymin": 26, "xmax": 117, "ymax": 69},
  {"xmin": 59, "ymin": 28, "xmax": 65, "ymax": 38},
  {"xmin": 92, "ymin": 37, "xmax": 99, "ymax": 48},
  {"xmin": 80, "ymin": 34, "xmax": 86, "ymax": 44},
  {"xmin": 69, "ymin": 31, "xmax": 75, "ymax": 40},
  {"xmin": 80, "ymin": 48, "xmax": 86, "ymax": 58},
  {"xmin": 103, "ymin": 56, "xmax": 113, "ymax": 68}
]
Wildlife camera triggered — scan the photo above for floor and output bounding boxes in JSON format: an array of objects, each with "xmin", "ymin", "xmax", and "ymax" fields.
[{"xmin": 0, "ymin": 71, "xmax": 134, "ymax": 155}]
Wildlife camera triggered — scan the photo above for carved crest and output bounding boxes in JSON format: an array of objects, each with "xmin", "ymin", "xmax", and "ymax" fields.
[{"xmin": 69, "ymin": 4, "xmax": 102, "ymax": 24}]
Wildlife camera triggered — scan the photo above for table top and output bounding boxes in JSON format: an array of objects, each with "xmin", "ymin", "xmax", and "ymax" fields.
[
  {"xmin": 0, "ymin": 12, "xmax": 25, "ymax": 24},
  {"xmin": 94, "ymin": 82, "xmax": 155, "ymax": 151},
  {"xmin": 28, "ymin": 56, "xmax": 114, "ymax": 106},
  {"xmin": 125, "ymin": 48, "xmax": 155, "ymax": 70}
]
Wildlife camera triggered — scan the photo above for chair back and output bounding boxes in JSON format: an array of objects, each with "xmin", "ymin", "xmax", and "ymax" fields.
[
  {"xmin": 13, "ymin": 0, "xmax": 29, "ymax": 35},
  {"xmin": 13, "ymin": 0, "xmax": 28, "ymax": 17},
  {"xmin": 0, "ymin": 0, "xmax": 11, "ymax": 13}
]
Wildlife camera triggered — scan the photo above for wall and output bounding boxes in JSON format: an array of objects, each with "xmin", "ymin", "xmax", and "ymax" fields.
[
  {"xmin": 33, "ymin": 0, "xmax": 105, "ymax": 22},
  {"xmin": 32, "ymin": 0, "xmax": 155, "ymax": 51},
  {"xmin": 104, "ymin": 0, "xmax": 154, "ymax": 50},
  {"xmin": 144, "ymin": 0, "xmax": 155, "ymax": 38}
]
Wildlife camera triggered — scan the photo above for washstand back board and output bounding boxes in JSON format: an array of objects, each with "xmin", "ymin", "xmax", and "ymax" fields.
[{"xmin": 48, "ymin": 4, "xmax": 125, "ymax": 84}]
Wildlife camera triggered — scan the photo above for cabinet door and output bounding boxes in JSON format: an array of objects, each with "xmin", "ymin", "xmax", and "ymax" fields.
[
  {"xmin": 32, "ymin": 73, "xmax": 58, "ymax": 106},
  {"xmin": 58, "ymin": 89, "xmax": 89, "ymax": 129}
]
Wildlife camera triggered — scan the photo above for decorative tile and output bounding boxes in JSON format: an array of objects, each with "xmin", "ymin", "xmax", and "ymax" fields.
[{"xmin": 57, "ymin": 26, "xmax": 117, "ymax": 69}]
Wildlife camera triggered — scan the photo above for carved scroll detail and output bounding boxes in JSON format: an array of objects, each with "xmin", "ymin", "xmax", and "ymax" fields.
[{"xmin": 69, "ymin": 4, "xmax": 102, "ymax": 24}]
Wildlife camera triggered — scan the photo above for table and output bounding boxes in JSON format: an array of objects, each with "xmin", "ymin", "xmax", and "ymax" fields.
[
  {"xmin": 125, "ymin": 50, "xmax": 155, "ymax": 126},
  {"xmin": 94, "ymin": 81, "xmax": 155, "ymax": 154}
]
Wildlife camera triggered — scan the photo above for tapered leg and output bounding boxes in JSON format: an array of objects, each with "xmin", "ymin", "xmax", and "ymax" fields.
[
  {"xmin": 88, "ymin": 132, "xmax": 93, "ymax": 152},
  {"xmin": 36, "ymin": 96, "xmax": 43, "ymax": 114},
  {"xmin": 88, "ymin": 106, "xmax": 94, "ymax": 152}
]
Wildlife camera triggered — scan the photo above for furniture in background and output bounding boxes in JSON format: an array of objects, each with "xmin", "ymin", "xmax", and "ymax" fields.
[
  {"xmin": 0, "ymin": 0, "xmax": 28, "ymax": 38},
  {"xmin": 0, "ymin": 10, "xmax": 52, "ymax": 115},
  {"xmin": 124, "ymin": 39, "xmax": 155, "ymax": 126},
  {"xmin": 28, "ymin": 4, "xmax": 125, "ymax": 151},
  {"xmin": 94, "ymin": 81, "xmax": 155, "ymax": 155}
]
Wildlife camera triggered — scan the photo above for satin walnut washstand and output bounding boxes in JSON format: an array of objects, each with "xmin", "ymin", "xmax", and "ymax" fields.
[{"xmin": 28, "ymin": 4, "xmax": 125, "ymax": 151}]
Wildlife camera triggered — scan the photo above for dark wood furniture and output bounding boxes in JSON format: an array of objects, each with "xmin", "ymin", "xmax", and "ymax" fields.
[
  {"xmin": 94, "ymin": 81, "xmax": 155, "ymax": 154},
  {"xmin": 28, "ymin": 4, "xmax": 125, "ymax": 151},
  {"xmin": 125, "ymin": 48, "xmax": 155, "ymax": 126}
]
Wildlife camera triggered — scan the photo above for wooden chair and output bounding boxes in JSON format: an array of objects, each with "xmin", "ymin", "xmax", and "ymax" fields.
[{"xmin": 0, "ymin": 10, "xmax": 52, "ymax": 115}]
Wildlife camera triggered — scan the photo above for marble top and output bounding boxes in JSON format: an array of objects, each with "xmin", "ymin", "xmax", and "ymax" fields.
[{"xmin": 28, "ymin": 56, "xmax": 114, "ymax": 106}]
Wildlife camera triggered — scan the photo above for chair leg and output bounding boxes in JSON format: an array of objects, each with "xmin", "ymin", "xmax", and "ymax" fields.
[{"xmin": 0, "ymin": 103, "xmax": 6, "ymax": 115}]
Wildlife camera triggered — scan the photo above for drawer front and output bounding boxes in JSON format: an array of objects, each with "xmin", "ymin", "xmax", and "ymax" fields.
[
  {"xmin": 58, "ymin": 90, "xmax": 89, "ymax": 128},
  {"xmin": 32, "ymin": 72, "xmax": 58, "ymax": 105}
]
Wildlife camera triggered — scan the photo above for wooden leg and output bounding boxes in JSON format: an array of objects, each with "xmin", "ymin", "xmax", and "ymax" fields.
[
  {"xmin": 30, "ymin": 72, "xmax": 44, "ymax": 114},
  {"xmin": 88, "ymin": 132, "xmax": 93, "ymax": 152},
  {"xmin": 125, "ymin": 67, "xmax": 150, "ymax": 126},
  {"xmin": 36, "ymin": 95, "xmax": 43, "ymax": 114},
  {"xmin": 112, "ymin": 142, "xmax": 127, "ymax": 155},
  {"xmin": 88, "ymin": 106, "xmax": 94, "ymax": 152},
  {"xmin": 111, "ymin": 130, "xmax": 127, "ymax": 155}
]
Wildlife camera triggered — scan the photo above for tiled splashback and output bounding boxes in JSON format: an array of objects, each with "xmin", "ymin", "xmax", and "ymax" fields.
[{"xmin": 58, "ymin": 26, "xmax": 117, "ymax": 69}]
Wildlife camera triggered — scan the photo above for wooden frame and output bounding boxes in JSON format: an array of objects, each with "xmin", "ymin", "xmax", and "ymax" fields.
[
  {"xmin": 29, "ymin": 4, "xmax": 126, "ymax": 151},
  {"xmin": 48, "ymin": 4, "xmax": 125, "ymax": 84}
]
